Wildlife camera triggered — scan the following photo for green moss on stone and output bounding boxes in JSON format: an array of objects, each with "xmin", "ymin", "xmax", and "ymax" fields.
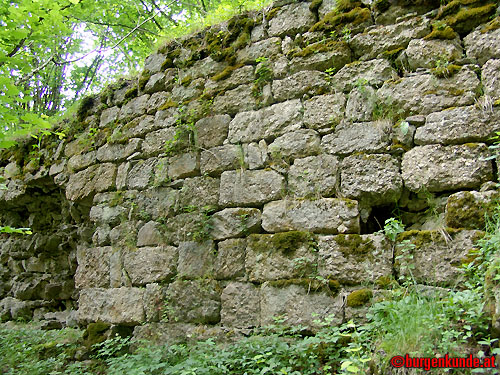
[
  {"xmin": 381, "ymin": 47, "xmax": 403, "ymax": 60},
  {"xmin": 249, "ymin": 231, "xmax": 316, "ymax": 255},
  {"xmin": 310, "ymin": 6, "xmax": 371, "ymax": 33},
  {"xmin": 424, "ymin": 25, "xmax": 458, "ymax": 40},
  {"xmin": 76, "ymin": 95, "xmax": 95, "ymax": 121},
  {"xmin": 481, "ymin": 16, "xmax": 500, "ymax": 33},
  {"xmin": 373, "ymin": 0, "xmax": 390, "ymax": 13},
  {"xmin": 293, "ymin": 40, "xmax": 347, "ymax": 58},
  {"xmin": 159, "ymin": 99, "xmax": 178, "ymax": 110},
  {"xmin": 375, "ymin": 275, "xmax": 395, "ymax": 288},
  {"xmin": 82, "ymin": 322, "xmax": 110, "ymax": 348},
  {"xmin": 431, "ymin": 64, "xmax": 461, "ymax": 78},
  {"xmin": 437, "ymin": 0, "xmax": 497, "ymax": 35},
  {"xmin": 494, "ymin": 99, "xmax": 500, "ymax": 107},
  {"xmin": 346, "ymin": 288, "xmax": 372, "ymax": 307},
  {"xmin": 210, "ymin": 64, "xmax": 244, "ymax": 81},
  {"xmin": 309, "ymin": 0, "xmax": 323, "ymax": 13},
  {"xmin": 333, "ymin": 234, "xmax": 375, "ymax": 258},
  {"xmin": 124, "ymin": 86, "xmax": 138, "ymax": 100},
  {"xmin": 138, "ymin": 70, "xmax": 151, "ymax": 91},
  {"xmin": 265, "ymin": 7, "xmax": 281, "ymax": 21},
  {"xmin": 268, "ymin": 278, "xmax": 341, "ymax": 294}
]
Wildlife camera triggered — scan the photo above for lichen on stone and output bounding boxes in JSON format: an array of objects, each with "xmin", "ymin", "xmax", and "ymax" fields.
[
  {"xmin": 346, "ymin": 288, "xmax": 372, "ymax": 307},
  {"xmin": 309, "ymin": 6, "xmax": 371, "ymax": 33}
]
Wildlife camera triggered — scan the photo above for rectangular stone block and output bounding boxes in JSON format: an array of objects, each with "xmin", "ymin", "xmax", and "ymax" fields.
[
  {"xmin": 66, "ymin": 163, "xmax": 116, "ymax": 201},
  {"xmin": 219, "ymin": 170, "xmax": 285, "ymax": 207},
  {"xmin": 75, "ymin": 246, "xmax": 110, "ymax": 289},
  {"xmin": 215, "ymin": 238, "xmax": 247, "ymax": 279},
  {"xmin": 200, "ymin": 145, "xmax": 242, "ymax": 175},
  {"xmin": 123, "ymin": 246, "xmax": 177, "ymax": 285},
  {"xmin": 402, "ymin": 144, "xmax": 493, "ymax": 193},
  {"xmin": 168, "ymin": 152, "xmax": 200, "ymax": 180},
  {"xmin": 177, "ymin": 240, "xmax": 215, "ymax": 279},
  {"xmin": 77, "ymin": 287, "xmax": 146, "ymax": 325},
  {"xmin": 221, "ymin": 282, "xmax": 260, "ymax": 328},
  {"xmin": 288, "ymin": 155, "xmax": 338, "ymax": 198},
  {"xmin": 303, "ymin": 94, "xmax": 346, "ymax": 132},
  {"xmin": 268, "ymin": 3, "xmax": 315, "ymax": 37},
  {"xmin": 272, "ymin": 71, "xmax": 331, "ymax": 103},
  {"xmin": 195, "ymin": 114, "xmax": 231, "ymax": 149},
  {"xmin": 211, "ymin": 208, "xmax": 261, "ymax": 240},
  {"xmin": 262, "ymin": 198, "xmax": 359, "ymax": 234},
  {"xmin": 317, "ymin": 234, "xmax": 392, "ymax": 284}
]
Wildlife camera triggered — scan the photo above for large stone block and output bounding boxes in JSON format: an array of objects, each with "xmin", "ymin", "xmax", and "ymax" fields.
[
  {"xmin": 340, "ymin": 154, "xmax": 402, "ymax": 206},
  {"xmin": 219, "ymin": 170, "xmax": 285, "ymax": 207},
  {"xmin": 212, "ymin": 85, "xmax": 256, "ymax": 115},
  {"xmin": 268, "ymin": 129, "xmax": 320, "ymax": 160},
  {"xmin": 165, "ymin": 279, "xmax": 220, "ymax": 324},
  {"xmin": 406, "ymin": 38, "xmax": 463, "ymax": 70},
  {"xmin": 221, "ymin": 282, "xmax": 260, "ymax": 328},
  {"xmin": 303, "ymin": 94, "xmax": 346, "ymax": 132},
  {"xmin": 317, "ymin": 234, "xmax": 392, "ymax": 284},
  {"xmin": 78, "ymin": 287, "xmax": 146, "ymax": 325},
  {"xmin": 245, "ymin": 232, "xmax": 318, "ymax": 282},
  {"xmin": 137, "ymin": 221, "xmax": 163, "ymax": 247},
  {"xmin": 211, "ymin": 208, "xmax": 261, "ymax": 240},
  {"xmin": 268, "ymin": 2, "xmax": 316, "ymax": 37},
  {"xmin": 215, "ymin": 238, "xmax": 246, "ymax": 279},
  {"xmin": 75, "ymin": 246, "xmax": 110, "ymax": 289},
  {"xmin": 445, "ymin": 190, "xmax": 500, "ymax": 230},
  {"xmin": 288, "ymin": 155, "xmax": 338, "ymax": 198},
  {"xmin": 262, "ymin": 198, "xmax": 359, "ymax": 234},
  {"xmin": 66, "ymin": 163, "xmax": 116, "ymax": 201},
  {"xmin": 127, "ymin": 158, "xmax": 156, "ymax": 190},
  {"xmin": 123, "ymin": 246, "xmax": 177, "ymax": 285},
  {"xmin": 119, "ymin": 95, "xmax": 150, "ymax": 121},
  {"xmin": 133, "ymin": 187, "xmax": 178, "ymax": 221},
  {"xmin": 100, "ymin": 107, "xmax": 120, "ymax": 128},
  {"xmin": 377, "ymin": 67, "xmax": 481, "ymax": 116},
  {"xmin": 272, "ymin": 71, "xmax": 331, "ymax": 102},
  {"xmin": 168, "ymin": 152, "xmax": 200, "ymax": 180},
  {"xmin": 331, "ymin": 59, "xmax": 398, "ymax": 93},
  {"xmin": 464, "ymin": 27, "xmax": 500, "ymax": 65},
  {"xmin": 402, "ymin": 144, "xmax": 493, "ymax": 192},
  {"xmin": 195, "ymin": 114, "xmax": 231, "ymax": 149},
  {"xmin": 142, "ymin": 127, "xmax": 176, "ymax": 156},
  {"xmin": 321, "ymin": 120, "xmax": 391, "ymax": 156},
  {"xmin": 228, "ymin": 100, "xmax": 303, "ymax": 144},
  {"xmin": 177, "ymin": 240, "xmax": 216, "ymax": 278},
  {"xmin": 68, "ymin": 151, "xmax": 97, "ymax": 172},
  {"xmin": 144, "ymin": 53, "xmax": 167, "ymax": 74},
  {"xmin": 236, "ymin": 37, "xmax": 282, "ymax": 64},
  {"xmin": 290, "ymin": 41, "xmax": 351, "ymax": 74},
  {"xmin": 260, "ymin": 282, "xmax": 343, "ymax": 326},
  {"xmin": 96, "ymin": 139, "xmax": 142, "ymax": 162},
  {"xmin": 175, "ymin": 176, "xmax": 220, "ymax": 210},
  {"xmin": 415, "ymin": 106, "xmax": 500, "ymax": 145},
  {"xmin": 396, "ymin": 229, "xmax": 484, "ymax": 286},
  {"xmin": 200, "ymin": 145, "xmax": 242, "ymax": 175},
  {"xmin": 482, "ymin": 59, "xmax": 500, "ymax": 99},
  {"xmin": 350, "ymin": 16, "xmax": 430, "ymax": 60}
]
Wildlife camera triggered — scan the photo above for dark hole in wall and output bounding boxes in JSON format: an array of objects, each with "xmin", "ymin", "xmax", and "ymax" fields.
[{"xmin": 360, "ymin": 204, "xmax": 399, "ymax": 234}]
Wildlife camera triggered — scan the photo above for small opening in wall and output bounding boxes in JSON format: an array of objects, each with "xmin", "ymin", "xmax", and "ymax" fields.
[{"xmin": 360, "ymin": 204, "xmax": 398, "ymax": 234}]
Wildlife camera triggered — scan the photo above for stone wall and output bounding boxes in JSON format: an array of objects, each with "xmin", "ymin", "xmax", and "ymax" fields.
[{"xmin": 1, "ymin": 0, "xmax": 500, "ymax": 340}]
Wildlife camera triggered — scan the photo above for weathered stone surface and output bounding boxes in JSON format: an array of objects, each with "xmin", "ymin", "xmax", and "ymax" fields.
[
  {"xmin": 146, "ymin": 92, "xmax": 169, "ymax": 114},
  {"xmin": 268, "ymin": 129, "xmax": 320, "ymax": 160},
  {"xmin": 137, "ymin": 221, "xmax": 163, "ymax": 247},
  {"xmin": 89, "ymin": 203, "xmax": 126, "ymax": 226},
  {"xmin": 290, "ymin": 41, "xmax": 351, "ymax": 74},
  {"xmin": 144, "ymin": 73, "xmax": 166, "ymax": 94},
  {"xmin": 396, "ymin": 229, "xmax": 483, "ymax": 286},
  {"xmin": 402, "ymin": 144, "xmax": 493, "ymax": 192},
  {"xmin": 123, "ymin": 246, "xmax": 177, "ymax": 285},
  {"xmin": 200, "ymin": 145, "xmax": 242, "ymax": 175},
  {"xmin": 236, "ymin": 37, "xmax": 282, "ymax": 64},
  {"xmin": 464, "ymin": 27, "xmax": 500, "ymax": 65},
  {"xmin": 127, "ymin": 158, "xmax": 156, "ymax": 190},
  {"xmin": 68, "ymin": 151, "xmax": 97, "ymax": 172},
  {"xmin": 243, "ymin": 141, "xmax": 268, "ymax": 169},
  {"xmin": 245, "ymin": 232, "xmax": 318, "ymax": 282},
  {"xmin": 228, "ymin": 100, "xmax": 303, "ymax": 143},
  {"xmin": 331, "ymin": 59, "xmax": 398, "ymax": 92},
  {"xmin": 142, "ymin": 127, "xmax": 176, "ymax": 156},
  {"xmin": 268, "ymin": 2, "xmax": 316, "ymax": 37},
  {"xmin": 219, "ymin": 170, "xmax": 285, "ymax": 207},
  {"xmin": 340, "ymin": 154, "xmax": 402, "ymax": 206},
  {"xmin": 66, "ymin": 163, "xmax": 116, "ymax": 201},
  {"xmin": 119, "ymin": 95, "xmax": 150, "ymax": 121},
  {"xmin": 100, "ymin": 107, "xmax": 120, "ymax": 128},
  {"xmin": 78, "ymin": 287, "xmax": 146, "ymax": 324},
  {"xmin": 416, "ymin": 106, "xmax": 500, "ymax": 145},
  {"xmin": 133, "ymin": 322, "xmax": 226, "ymax": 345},
  {"xmin": 205, "ymin": 66, "xmax": 254, "ymax": 95},
  {"xmin": 345, "ymin": 86, "xmax": 377, "ymax": 122},
  {"xmin": 131, "ymin": 187, "xmax": 177, "ymax": 220},
  {"xmin": 445, "ymin": 190, "xmax": 500, "ymax": 230},
  {"xmin": 163, "ymin": 212, "xmax": 207, "ymax": 244},
  {"xmin": 377, "ymin": 67, "xmax": 481, "ymax": 116},
  {"xmin": 303, "ymin": 94, "xmax": 346, "ymax": 132},
  {"xmin": 177, "ymin": 240, "xmax": 216, "ymax": 278},
  {"xmin": 262, "ymin": 198, "xmax": 359, "ymax": 234},
  {"xmin": 96, "ymin": 138, "xmax": 142, "ymax": 162},
  {"xmin": 288, "ymin": 155, "xmax": 338, "ymax": 198},
  {"xmin": 272, "ymin": 71, "xmax": 331, "ymax": 102},
  {"xmin": 211, "ymin": 208, "xmax": 261, "ymax": 240},
  {"xmin": 168, "ymin": 152, "xmax": 199, "ymax": 180},
  {"xmin": 195, "ymin": 114, "xmax": 231, "ymax": 149},
  {"xmin": 176, "ymin": 176, "xmax": 220, "ymax": 210},
  {"xmin": 212, "ymin": 85, "xmax": 256, "ymax": 115},
  {"xmin": 171, "ymin": 82, "xmax": 202, "ymax": 103},
  {"xmin": 350, "ymin": 17, "xmax": 431, "ymax": 60},
  {"xmin": 144, "ymin": 53, "xmax": 167, "ymax": 74},
  {"xmin": 260, "ymin": 282, "xmax": 343, "ymax": 326},
  {"xmin": 165, "ymin": 279, "xmax": 220, "ymax": 324},
  {"xmin": 215, "ymin": 238, "xmax": 246, "ymax": 279},
  {"xmin": 221, "ymin": 282, "xmax": 260, "ymax": 328},
  {"xmin": 321, "ymin": 120, "xmax": 391, "ymax": 156},
  {"xmin": 75, "ymin": 246, "xmax": 110, "ymax": 289},
  {"xmin": 483, "ymin": 59, "xmax": 500, "ymax": 99},
  {"xmin": 406, "ymin": 38, "xmax": 463, "ymax": 70},
  {"xmin": 317, "ymin": 234, "xmax": 392, "ymax": 284},
  {"xmin": 186, "ymin": 56, "xmax": 227, "ymax": 80}
]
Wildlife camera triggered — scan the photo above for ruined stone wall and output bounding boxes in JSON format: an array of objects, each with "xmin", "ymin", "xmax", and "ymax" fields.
[{"xmin": 1, "ymin": 0, "xmax": 500, "ymax": 340}]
